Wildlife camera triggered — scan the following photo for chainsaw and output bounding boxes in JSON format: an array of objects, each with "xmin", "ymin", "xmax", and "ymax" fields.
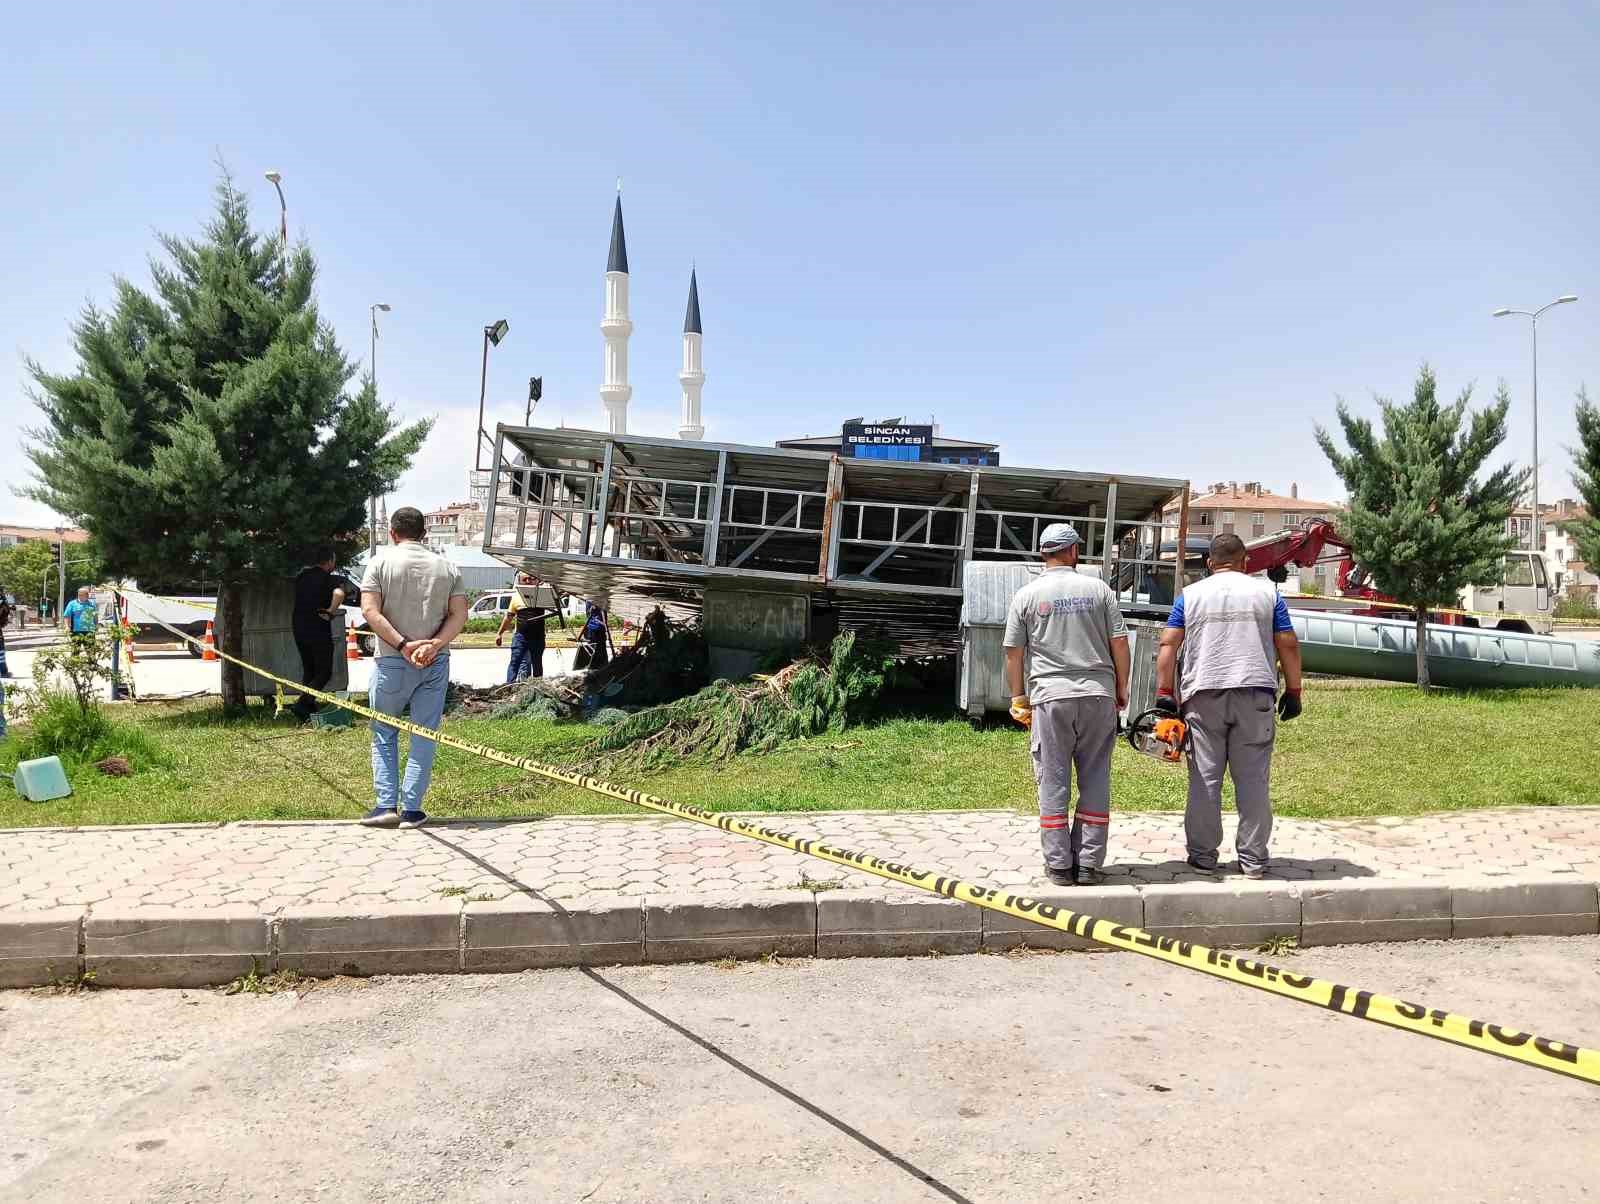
[{"xmin": 1125, "ymin": 707, "xmax": 1189, "ymax": 765}]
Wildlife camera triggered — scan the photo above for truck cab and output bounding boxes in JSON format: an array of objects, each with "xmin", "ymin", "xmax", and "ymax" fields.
[{"xmin": 1461, "ymin": 551, "xmax": 1553, "ymax": 635}]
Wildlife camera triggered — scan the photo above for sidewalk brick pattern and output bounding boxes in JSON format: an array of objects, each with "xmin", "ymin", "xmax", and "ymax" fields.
[{"xmin": 4, "ymin": 807, "xmax": 1600, "ymax": 915}]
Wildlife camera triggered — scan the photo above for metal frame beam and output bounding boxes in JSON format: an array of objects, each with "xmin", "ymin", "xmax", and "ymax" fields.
[
  {"xmin": 730, "ymin": 499, "xmax": 803, "ymax": 567},
  {"xmin": 703, "ymin": 449, "xmax": 728, "ymax": 567},
  {"xmin": 856, "ymin": 491, "xmax": 961, "ymax": 578}
]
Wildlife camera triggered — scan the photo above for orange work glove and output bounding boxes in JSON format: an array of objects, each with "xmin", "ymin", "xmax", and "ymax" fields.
[{"xmin": 1009, "ymin": 695, "xmax": 1033, "ymax": 728}]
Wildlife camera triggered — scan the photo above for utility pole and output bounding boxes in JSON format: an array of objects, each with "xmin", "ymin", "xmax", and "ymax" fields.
[
  {"xmin": 1493, "ymin": 295, "xmax": 1579, "ymax": 553},
  {"xmin": 56, "ymin": 528, "xmax": 66, "ymax": 629}
]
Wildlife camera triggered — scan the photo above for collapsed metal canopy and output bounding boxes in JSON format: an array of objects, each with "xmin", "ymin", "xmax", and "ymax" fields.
[{"xmin": 480, "ymin": 425, "xmax": 1189, "ymax": 636}]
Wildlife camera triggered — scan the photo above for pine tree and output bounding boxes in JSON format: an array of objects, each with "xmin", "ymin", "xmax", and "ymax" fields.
[
  {"xmin": 24, "ymin": 174, "xmax": 430, "ymax": 708},
  {"xmin": 1315, "ymin": 365, "xmax": 1527, "ymax": 690},
  {"xmin": 1569, "ymin": 388, "xmax": 1600, "ymax": 575}
]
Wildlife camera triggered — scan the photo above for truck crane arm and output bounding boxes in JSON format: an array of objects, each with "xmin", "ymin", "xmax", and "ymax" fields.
[{"xmin": 1242, "ymin": 519, "xmax": 1353, "ymax": 582}]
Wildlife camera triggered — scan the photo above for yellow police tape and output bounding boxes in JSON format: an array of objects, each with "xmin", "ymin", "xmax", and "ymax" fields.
[{"xmin": 118, "ymin": 591, "xmax": 1600, "ymax": 1086}]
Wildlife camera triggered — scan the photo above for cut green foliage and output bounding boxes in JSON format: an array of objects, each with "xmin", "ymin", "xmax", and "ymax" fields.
[{"xmin": 587, "ymin": 630, "xmax": 894, "ymax": 772}]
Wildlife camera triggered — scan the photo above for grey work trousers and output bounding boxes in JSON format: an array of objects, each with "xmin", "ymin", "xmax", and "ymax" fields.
[
  {"xmin": 1030, "ymin": 696, "xmax": 1117, "ymax": 871},
  {"xmin": 1183, "ymin": 687, "xmax": 1276, "ymax": 872}
]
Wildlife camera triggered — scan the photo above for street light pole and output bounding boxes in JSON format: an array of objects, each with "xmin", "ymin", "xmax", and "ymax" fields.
[
  {"xmin": 56, "ymin": 528, "xmax": 66, "ymax": 629},
  {"xmin": 475, "ymin": 319, "xmax": 510, "ymax": 471},
  {"xmin": 264, "ymin": 171, "xmax": 287, "ymax": 276},
  {"xmin": 1493, "ymin": 295, "xmax": 1578, "ymax": 554},
  {"xmin": 369, "ymin": 302, "xmax": 392, "ymax": 553}
]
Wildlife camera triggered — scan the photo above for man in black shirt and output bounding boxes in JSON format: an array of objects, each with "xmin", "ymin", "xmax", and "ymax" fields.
[{"xmin": 290, "ymin": 549, "xmax": 350, "ymax": 720}]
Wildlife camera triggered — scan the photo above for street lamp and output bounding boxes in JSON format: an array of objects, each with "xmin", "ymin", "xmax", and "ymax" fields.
[
  {"xmin": 1492, "ymin": 294, "xmax": 1579, "ymax": 553},
  {"xmin": 369, "ymin": 303, "xmax": 393, "ymax": 552},
  {"xmin": 263, "ymin": 170, "xmax": 287, "ymax": 271},
  {"xmin": 475, "ymin": 319, "xmax": 511, "ymax": 471}
]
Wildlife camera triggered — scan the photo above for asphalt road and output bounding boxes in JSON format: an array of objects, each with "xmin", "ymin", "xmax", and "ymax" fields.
[{"xmin": 2, "ymin": 937, "xmax": 1598, "ymax": 1203}]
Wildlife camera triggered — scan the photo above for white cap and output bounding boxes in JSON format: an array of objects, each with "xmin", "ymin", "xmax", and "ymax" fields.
[{"xmin": 1039, "ymin": 522, "xmax": 1082, "ymax": 552}]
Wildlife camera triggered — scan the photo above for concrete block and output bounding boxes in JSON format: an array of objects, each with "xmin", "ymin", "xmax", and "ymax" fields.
[
  {"xmin": 277, "ymin": 904, "xmax": 461, "ymax": 977},
  {"xmin": 1142, "ymin": 881, "xmax": 1300, "ymax": 947},
  {"xmin": 817, "ymin": 890, "xmax": 980, "ymax": 958},
  {"xmin": 463, "ymin": 896, "xmax": 643, "ymax": 971},
  {"xmin": 1451, "ymin": 879, "xmax": 1600, "ymax": 939},
  {"xmin": 0, "ymin": 908, "xmax": 83, "ymax": 988},
  {"xmin": 644, "ymin": 891, "xmax": 815, "ymax": 964},
  {"xmin": 86, "ymin": 907, "xmax": 270, "ymax": 988},
  {"xmin": 1299, "ymin": 880, "xmax": 1452, "ymax": 946},
  {"xmin": 980, "ymin": 887, "xmax": 1142, "ymax": 953}
]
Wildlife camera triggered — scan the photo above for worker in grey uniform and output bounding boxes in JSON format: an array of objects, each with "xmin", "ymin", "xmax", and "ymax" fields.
[
  {"xmin": 1004, "ymin": 523, "xmax": 1131, "ymax": 887},
  {"xmin": 1155, "ymin": 532, "xmax": 1303, "ymax": 878}
]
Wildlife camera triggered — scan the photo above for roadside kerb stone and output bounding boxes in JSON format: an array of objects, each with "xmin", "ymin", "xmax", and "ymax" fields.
[
  {"xmin": 464, "ymin": 896, "xmax": 643, "ymax": 971},
  {"xmin": 980, "ymin": 886, "xmax": 1143, "ymax": 952},
  {"xmin": 644, "ymin": 891, "xmax": 815, "ymax": 963},
  {"xmin": 0, "ymin": 907, "xmax": 83, "ymax": 988},
  {"xmin": 817, "ymin": 890, "xmax": 980, "ymax": 958},
  {"xmin": 85, "ymin": 907, "xmax": 269, "ymax": 987},
  {"xmin": 1141, "ymin": 881, "xmax": 1300, "ymax": 947},
  {"xmin": 276, "ymin": 904, "xmax": 461, "ymax": 977},
  {"xmin": 1451, "ymin": 879, "xmax": 1600, "ymax": 938},
  {"xmin": 1299, "ymin": 880, "xmax": 1452, "ymax": 946}
]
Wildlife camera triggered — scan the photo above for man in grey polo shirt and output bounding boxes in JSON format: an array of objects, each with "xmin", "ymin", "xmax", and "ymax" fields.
[
  {"xmin": 358, "ymin": 506, "xmax": 469, "ymax": 830},
  {"xmin": 1004, "ymin": 523, "xmax": 1130, "ymax": 886}
]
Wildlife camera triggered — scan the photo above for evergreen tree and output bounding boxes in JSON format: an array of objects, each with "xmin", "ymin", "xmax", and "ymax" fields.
[
  {"xmin": 1569, "ymin": 388, "xmax": 1600, "ymax": 574},
  {"xmin": 24, "ymin": 174, "xmax": 430, "ymax": 708},
  {"xmin": 1315, "ymin": 365, "xmax": 1526, "ymax": 689}
]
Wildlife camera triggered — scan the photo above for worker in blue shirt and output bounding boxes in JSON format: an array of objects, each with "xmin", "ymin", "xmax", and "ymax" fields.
[
  {"xmin": 62, "ymin": 587, "xmax": 98, "ymax": 647},
  {"xmin": 1155, "ymin": 533, "xmax": 1303, "ymax": 878}
]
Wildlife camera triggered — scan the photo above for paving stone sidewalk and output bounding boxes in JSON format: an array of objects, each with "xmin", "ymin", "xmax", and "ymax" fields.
[{"xmin": 5, "ymin": 806, "xmax": 1600, "ymax": 914}]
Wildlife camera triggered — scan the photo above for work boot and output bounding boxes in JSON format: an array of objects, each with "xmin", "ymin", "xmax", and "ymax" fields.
[
  {"xmin": 1185, "ymin": 856, "xmax": 1221, "ymax": 875},
  {"xmin": 1075, "ymin": 867, "xmax": 1107, "ymax": 887},
  {"xmin": 1044, "ymin": 865, "xmax": 1074, "ymax": 887}
]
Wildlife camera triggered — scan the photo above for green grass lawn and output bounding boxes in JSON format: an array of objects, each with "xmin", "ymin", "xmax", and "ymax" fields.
[{"xmin": 2, "ymin": 686, "xmax": 1597, "ymax": 828}]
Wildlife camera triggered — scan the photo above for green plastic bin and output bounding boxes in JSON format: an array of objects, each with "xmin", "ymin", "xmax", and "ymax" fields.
[{"xmin": 14, "ymin": 756, "xmax": 72, "ymax": 802}]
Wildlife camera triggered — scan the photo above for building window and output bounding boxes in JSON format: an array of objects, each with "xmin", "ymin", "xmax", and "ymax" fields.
[
  {"xmin": 1252, "ymin": 512, "xmax": 1264, "ymax": 527},
  {"xmin": 1220, "ymin": 511, "xmax": 1234, "ymax": 525},
  {"xmin": 1285, "ymin": 513, "xmax": 1299, "ymax": 527},
  {"xmin": 1194, "ymin": 511, "xmax": 1213, "ymax": 527}
]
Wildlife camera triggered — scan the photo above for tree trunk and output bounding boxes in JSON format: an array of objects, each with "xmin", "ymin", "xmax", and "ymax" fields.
[
  {"xmin": 219, "ymin": 579, "xmax": 246, "ymax": 711},
  {"xmin": 1414, "ymin": 610, "xmax": 1431, "ymax": 692}
]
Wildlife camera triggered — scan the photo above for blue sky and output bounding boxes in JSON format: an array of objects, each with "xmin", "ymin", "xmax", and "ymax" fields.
[{"xmin": 4, "ymin": 2, "xmax": 1596, "ymax": 525}]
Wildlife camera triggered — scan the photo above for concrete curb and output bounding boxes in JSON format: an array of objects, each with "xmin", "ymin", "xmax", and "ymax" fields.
[{"xmin": 2, "ymin": 876, "xmax": 1596, "ymax": 988}]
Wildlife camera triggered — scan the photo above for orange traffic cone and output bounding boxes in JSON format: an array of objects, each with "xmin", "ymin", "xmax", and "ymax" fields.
[
  {"xmin": 346, "ymin": 626, "xmax": 362, "ymax": 661},
  {"xmin": 202, "ymin": 621, "xmax": 219, "ymax": 661}
]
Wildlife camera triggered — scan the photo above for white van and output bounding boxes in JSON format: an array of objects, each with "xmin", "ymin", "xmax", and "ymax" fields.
[{"xmin": 1461, "ymin": 550, "xmax": 1554, "ymax": 634}]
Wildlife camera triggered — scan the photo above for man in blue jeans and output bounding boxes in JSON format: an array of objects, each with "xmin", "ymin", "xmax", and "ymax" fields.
[{"xmin": 358, "ymin": 506, "xmax": 468, "ymax": 830}]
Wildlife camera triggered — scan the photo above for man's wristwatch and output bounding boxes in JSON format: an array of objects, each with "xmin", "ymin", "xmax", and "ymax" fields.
[{"xmin": 397, "ymin": 639, "xmax": 412, "ymax": 656}]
